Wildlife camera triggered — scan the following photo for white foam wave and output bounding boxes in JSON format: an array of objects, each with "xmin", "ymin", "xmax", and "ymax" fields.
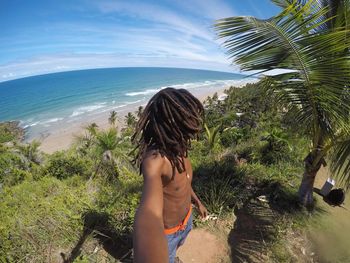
[
  {"xmin": 94, "ymin": 99, "xmax": 144, "ymax": 115},
  {"xmin": 115, "ymin": 104, "xmax": 127, "ymax": 109},
  {"xmin": 42, "ymin": 118, "xmax": 64, "ymax": 124},
  {"xmin": 125, "ymin": 89, "xmax": 161, "ymax": 97},
  {"xmin": 125, "ymin": 79, "xmax": 257, "ymax": 97},
  {"xmin": 125, "ymin": 99, "xmax": 143, "ymax": 105},
  {"xmin": 95, "ymin": 104, "xmax": 127, "ymax": 114},
  {"xmin": 70, "ymin": 103, "xmax": 107, "ymax": 117},
  {"xmin": 28, "ymin": 121, "xmax": 40, "ymax": 127}
]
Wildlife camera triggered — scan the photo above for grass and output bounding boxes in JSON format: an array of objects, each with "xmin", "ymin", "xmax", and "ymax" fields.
[{"xmin": 0, "ymin": 176, "xmax": 93, "ymax": 262}]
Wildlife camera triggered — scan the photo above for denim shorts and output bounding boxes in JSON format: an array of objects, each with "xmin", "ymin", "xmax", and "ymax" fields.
[{"xmin": 165, "ymin": 212, "xmax": 193, "ymax": 263}]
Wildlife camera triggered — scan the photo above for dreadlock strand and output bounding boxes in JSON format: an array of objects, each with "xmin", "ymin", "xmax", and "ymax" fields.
[
  {"xmin": 160, "ymin": 101, "xmax": 185, "ymax": 140},
  {"xmin": 151, "ymin": 115, "xmax": 166, "ymax": 149},
  {"xmin": 162, "ymin": 93, "xmax": 196, "ymax": 118},
  {"xmin": 131, "ymin": 87, "xmax": 204, "ymax": 174},
  {"xmin": 164, "ymin": 94, "xmax": 191, "ymax": 115},
  {"xmin": 162, "ymin": 101, "xmax": 199, "ymax": 131},
  {"xmin": 174, "ymin": 89, "xmax": 203, "ymax": 115},
  {"xmin": 176, "ymin": 92, "xmax": 201, "ymax": 115},
  {"xmin": 157, "ymin": 124, "xmax": 181, "ymax": 146}
]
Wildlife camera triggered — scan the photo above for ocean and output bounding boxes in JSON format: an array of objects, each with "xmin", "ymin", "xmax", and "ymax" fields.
[{"xmin": 0, "ymin": 67, "xmax": 248, "ymax": 140}]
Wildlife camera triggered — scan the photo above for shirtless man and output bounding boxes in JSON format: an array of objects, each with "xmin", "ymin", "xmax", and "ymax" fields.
[{"xmin": 132, "ymin": 88, "xmax": 208, "ymax": 263}]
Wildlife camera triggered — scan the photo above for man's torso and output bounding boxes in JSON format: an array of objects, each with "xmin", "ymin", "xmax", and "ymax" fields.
[
  {"xmin": 162, "ymin": 156, "xmax": 192, "ymax": 229},
  {"xmin": 141, "ymin": 150, "xmax": 193, "ymax": 229}
]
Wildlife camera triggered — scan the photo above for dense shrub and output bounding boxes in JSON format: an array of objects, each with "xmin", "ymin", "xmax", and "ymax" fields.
[
  {"xmin": 0, "ymin": 147, "xmax": 31, "ymax": 186},
  {"xmin": 44, "ymin": 152, "xmax": 92, "ymax": 179},
  {"xmin": 259, "ymin": 128, "xmax": 292, "ymax": 164},
  {"xmin": 0, "ymin": 122, "xmax": 23, "ymax": 143},
  {"xmin": 0, "ymin": 130, "xmax": 15, "ymax": 143},
  {"xmin": 220, "ymin": 127, "xmax": 249, "ymax": 147},
  {"xmin": 233, "ymin": 138, "xmax": 262, "ymax": 162}
]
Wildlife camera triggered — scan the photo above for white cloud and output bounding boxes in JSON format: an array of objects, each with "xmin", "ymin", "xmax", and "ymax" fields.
[
  {"xmin": 171, "ymin": 0, "xmax": 236, "ymax": 20},
  {"xmin": 1, "ymin": 72, "xmax": 16, "ymax": 78},
  {"xmin": 0, "ymin": 0, "xmax": 239, "ymax": 81},
  {"xmin": 95, "ymin": 1, "xmax": 214, "ymax": 41}
]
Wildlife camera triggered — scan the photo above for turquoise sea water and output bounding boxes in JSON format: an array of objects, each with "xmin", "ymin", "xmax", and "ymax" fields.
[{"xmin": 0, "ymin": 67, "xmax": 246, "ymax": 139}]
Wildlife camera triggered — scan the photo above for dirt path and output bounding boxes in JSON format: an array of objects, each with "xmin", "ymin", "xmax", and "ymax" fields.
[
  {"xmin": 177, "ymin": 198, "xmax": 278, "ymax": 263},
  {"xmin": 177, "ymin": 228, "xmax": 229, "ymax": 263}
]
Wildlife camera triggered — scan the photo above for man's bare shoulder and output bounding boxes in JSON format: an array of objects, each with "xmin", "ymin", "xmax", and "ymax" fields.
[{"xmin": 141, "ymin": 151, "xmax": 166, "ymax": 179}]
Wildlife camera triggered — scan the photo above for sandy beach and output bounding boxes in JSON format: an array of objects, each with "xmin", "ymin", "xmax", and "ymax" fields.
[{"xmin": 36, "ymin": 79, "xmax": 255, "ymax": 153}]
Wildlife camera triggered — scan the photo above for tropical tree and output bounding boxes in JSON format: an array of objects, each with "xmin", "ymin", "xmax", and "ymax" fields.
[
  {"xmin": 93, "ymin": 128, "xmax": 121, "ymax": 178},
  {"xmin": 136, "ymin": 106, "xmax": 144, "ymax": 119},
  {"xmin": 215, "ymin": 0, "xmax": 350, "ymax": 206},
  {"xmin": 15, "ymin": 140, "xmax": 42, "ymax": 165},
  {"xmin": 75, "ymin": 123, "xmax": 99, "ymax": 153},
  {"xmin": 75, "ymin": 119, "xmax": 134, "ymax": 178},
  {"xmin": 109, "ymin": 110, "xmax": 118, "ymax": 127},
  {"xmin": 86, "ymin": 122, "xmax": 98, "ymax": 137},
  {"xmin": 125, "ymin": 112, "xmax": 137, "ymax": 128}
]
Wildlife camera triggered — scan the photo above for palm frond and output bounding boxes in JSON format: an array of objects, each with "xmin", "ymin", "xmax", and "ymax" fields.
[
  {"xmin": 85, "ymin": 123, "xmax": 98, "ymax": 136},
  {"xmin": 215, "ymin": 0, "xmax": 350, "ymax": 140},
  {"xmin": 109, "ymin": 110, "xmax": 118, "ymax": 126},
  {"xmin": 204, "ymin": 123, "xmax": 221, "ymax": 149},
  {"xmin": 96, "ymin": 128, "xmax": 120, "ymax": 152},
  {"xmin": 329, "ymin": 136, "xmax": 350, "ymax": 188},
  {"xmin": 271, "ymin": 0, "xmax": 295, "ymax": 9}
]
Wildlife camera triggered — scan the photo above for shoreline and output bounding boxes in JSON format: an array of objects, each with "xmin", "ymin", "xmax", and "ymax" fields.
[{"xmin": 31, "ymin": 80, "xmax": 255, "ymax": 153}]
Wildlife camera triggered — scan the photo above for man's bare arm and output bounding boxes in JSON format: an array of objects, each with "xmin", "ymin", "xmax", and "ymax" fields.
[
  {"xmin": 191, "ymin": 187, "xmax": 208, "ymax": 218},
  {"xmin": 133, "ymin": 156, "xmax": 168, "ymax": 263},
  {"xmin": 190, "ymin": 187, "xmax": 201, "ymax": 207}
]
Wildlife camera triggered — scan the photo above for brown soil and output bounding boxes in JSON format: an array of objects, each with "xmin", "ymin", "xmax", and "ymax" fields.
[{"xmin": 177, "ymin": 228, "xmax": 228, "ymax": 263}]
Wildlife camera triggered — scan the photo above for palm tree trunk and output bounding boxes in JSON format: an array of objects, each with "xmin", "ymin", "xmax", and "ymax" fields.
[
  {"xmin": 298, "ymin": 170, "xmax": 318, "ymax": 206},
  {"xmin": 298, "ymin": 152, "xmax": 325, "ymax": 206}
]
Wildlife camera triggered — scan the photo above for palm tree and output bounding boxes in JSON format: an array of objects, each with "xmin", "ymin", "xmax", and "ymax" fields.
[
  {"xmin": 109, "ymin": 110, "xmax": 118, "ymax": 127},
  {"xmin": 93, "ymin": 128, "xmax": 121, "ymax": 178},
  {"xmin": 215, "ymin": 0, "xmax": 350, "ymax": 206},
  {"xmin": 14, "ymin": 140, "xmax": 42, "ymax": 165},
  {"xmin": 136, "ymin": 106, "xmax": 144, "ymax": 119},
  {"xmin": 75, "ymin": 123, "xmax": 99, "ymax": 153},
  {"xmin": 125, "ymin": 112, "xmax": 137, "ymax": 128},
  {"xmin": 86, "ymin": 123, "xmax": 98, "ymax": 137}
]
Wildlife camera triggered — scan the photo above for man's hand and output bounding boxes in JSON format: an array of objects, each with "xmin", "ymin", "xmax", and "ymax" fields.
[
  {"xmin": 190, "ymin": 187, "xmax": 208, "ymax": 219},
  {"xmin": 197, "ymin": 202, "xmax": 208, "ymax": 219}
]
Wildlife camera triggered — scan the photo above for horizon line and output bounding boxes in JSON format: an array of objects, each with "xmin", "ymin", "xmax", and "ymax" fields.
[{"xmin": 0, "ymin": 66, "xmax": 244, "ymax": 84}]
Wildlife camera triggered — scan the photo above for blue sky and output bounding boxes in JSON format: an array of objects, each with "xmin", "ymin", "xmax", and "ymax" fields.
[{"xmin": 0, "ymin": 0, "xmax": 280, "ymax": 82}]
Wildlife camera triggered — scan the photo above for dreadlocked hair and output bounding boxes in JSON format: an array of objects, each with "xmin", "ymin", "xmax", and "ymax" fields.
[{"xmin": 131, "ymin": 87, "xmax": 204, "ymax": 175}]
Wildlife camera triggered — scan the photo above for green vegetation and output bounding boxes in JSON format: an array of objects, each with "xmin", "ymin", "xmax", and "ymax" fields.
[
  {"xmin": 215, "ymin": 0, "xmax": 350, "ymax": 206},
  {"xmin": 0, "ymin": 121, "xmax": 24, "ymax": 143},
  {"xmin": 0, "ymin": 80, "xmax": 344, "ymax": 262}
]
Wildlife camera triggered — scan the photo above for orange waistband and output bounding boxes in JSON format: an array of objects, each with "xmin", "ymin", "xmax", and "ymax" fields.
[{"xmin": 164, "ymin": 206, "xmax": 192, "ymax": 235}]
